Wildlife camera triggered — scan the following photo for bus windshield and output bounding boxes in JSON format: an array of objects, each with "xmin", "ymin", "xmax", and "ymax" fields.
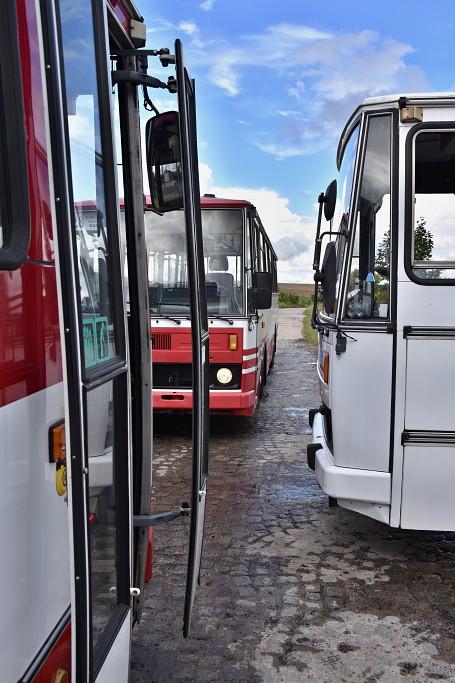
[{"xmin": 146, "ymin": 208, "xmax": 244, "ymax": 316}]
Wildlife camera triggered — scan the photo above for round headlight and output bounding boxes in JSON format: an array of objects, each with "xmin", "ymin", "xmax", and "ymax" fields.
[{"xmin": 216, "ymin": 367, "xmax": 233, "ymax": 385}]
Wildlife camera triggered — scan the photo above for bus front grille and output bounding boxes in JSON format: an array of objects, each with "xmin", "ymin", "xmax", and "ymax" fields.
[
  {"xmin": 153, "ymin": 363, "xmax": 193, "ymax": 389},
  {"xmin": 151, "ymin": 333, "xmax": 172, "ymax": 350}
]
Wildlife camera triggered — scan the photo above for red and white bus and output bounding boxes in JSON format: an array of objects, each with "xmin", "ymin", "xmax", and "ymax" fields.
[
  {"xmin": 1, "ymin": 1, "xmax": 209, "ymax": 681},
  {"xmin": 147, "ymin": 195, "xmax": 279, "ymax": 416}
]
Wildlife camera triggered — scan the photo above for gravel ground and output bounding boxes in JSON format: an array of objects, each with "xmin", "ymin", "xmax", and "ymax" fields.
[{"xmin": 130, "ymin": 309, "xmax": 455, "ymax": 683}]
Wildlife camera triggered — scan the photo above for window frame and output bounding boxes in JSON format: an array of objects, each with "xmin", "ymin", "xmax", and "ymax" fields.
[
  {"xmin": 405, "ymin": 121, "xmax": 455, "ymax": 286},
  {"xmin": 339, "ymin": 109, "xmax": 397, "ymax": 327},
  {"xmin": 0, "ymin": 1, "xmax": 30, "ymax": 270},
  {"xmin": 317, "ymin": 117, "xmax": 363, "ymax": 326}
]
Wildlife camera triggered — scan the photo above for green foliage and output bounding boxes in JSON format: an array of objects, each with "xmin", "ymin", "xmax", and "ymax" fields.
[
  {"xmin": 414, "ymin": 217, "xmax": 434, "ymax": 261},
  {"xmin": 376, "ymin": 217, "xmax": 434, "ymax": 267},
  {"xmin": 302, "ymin": 308, "xmax": 318, "ymax": 346},
  {"xmin": 279, "ymin": 291, "xmax": 313, "ymax": 308}
]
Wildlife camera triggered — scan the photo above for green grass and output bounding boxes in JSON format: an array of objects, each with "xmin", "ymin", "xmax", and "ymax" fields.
[
  {"xmin": 279, "ymin": 291, "xmax": 313, "ymax": 308},
  {"xmin": 302, "ymin": 307, "xmax": 318, "ymax": 346}
]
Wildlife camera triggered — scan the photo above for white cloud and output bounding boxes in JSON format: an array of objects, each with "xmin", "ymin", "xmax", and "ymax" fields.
[
  {"xmin": 188, "ymin": 22, "xmax": 426, "ymax": 157},
  {"xmin": 200, "ymin": 0, "xmax": 215, "ymax": 10},
  {"xmin": 199, "ymin": 162, "xmax": 315, "ymax": 282},
  {"xmin": 178, "ymin": 21, "xmax": 198, "ymax": 36}
]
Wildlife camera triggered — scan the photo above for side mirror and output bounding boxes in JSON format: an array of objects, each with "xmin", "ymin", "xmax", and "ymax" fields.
[
  {"xmin": 324, "ymin": 179, "xmax": 337, "ymax": 221},
  {"xmin": 145, "ymin": 111, "xmax": 183, "ymax": 212},
  {"xmin": 253, "ymin": 272, "xmax": 272, "ymax": 310},
  {"xmin": 320, "ymin": 242, "xmax": 337, "ymax": 315}
]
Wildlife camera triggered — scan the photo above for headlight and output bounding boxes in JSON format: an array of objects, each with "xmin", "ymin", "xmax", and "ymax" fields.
[{"xmin": 216, "ymin": 367, "xmax": 233, "ymax": 385}]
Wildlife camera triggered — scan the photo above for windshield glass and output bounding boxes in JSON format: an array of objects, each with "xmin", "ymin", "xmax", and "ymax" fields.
[
  {"xmin": 145, "ymin": 208, "xmax": 244, "ymax": 316},
  {"xmin": 317, "ymin": 123, "xmax": 360, "ymax": 320}
]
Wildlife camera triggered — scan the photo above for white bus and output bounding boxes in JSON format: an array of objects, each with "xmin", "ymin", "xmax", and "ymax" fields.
[{"xmin": 308, "ymin": 93, "xmax": 455, "ymax": 531}]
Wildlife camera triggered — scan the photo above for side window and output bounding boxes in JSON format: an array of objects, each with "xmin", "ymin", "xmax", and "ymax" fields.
[
  {"xmin": 411, "ymin": 130, "xmax": 455, "ymax": 280},
  {"xmin": 344, "ymin": 115, "xmax": 392, "ymax": 320},
  {"xmin": 246, "ymin": 212, "xmax": 255, "ymax": 313},
  {"xmin": 0, "ymin": 2, "xmax": 30, "ymax": 269},
  {"xmin": 253, "ymin": 218, "xmax": 261, "ymax": 271},
  {"xmin": 60, "ymin": 4, "xmax": 123, "ymax": 373}
]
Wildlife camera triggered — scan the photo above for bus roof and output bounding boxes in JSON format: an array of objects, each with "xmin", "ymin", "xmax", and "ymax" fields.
[
  {"xmin": 337, "ymin": 92, "xmax": 455, "ymax": 170},
  {"xmin": 200, "ymin": 196, "xmax": 254, "ymax": 209},
  {"xmin": 75, "ymin": 197, "xmax": 255, "ymax": 210}
]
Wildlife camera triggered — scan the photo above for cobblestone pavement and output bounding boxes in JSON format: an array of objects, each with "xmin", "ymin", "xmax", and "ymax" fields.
[{"xmin": 131, "ymin": 309, "xmax": 455, "ymax": 683}]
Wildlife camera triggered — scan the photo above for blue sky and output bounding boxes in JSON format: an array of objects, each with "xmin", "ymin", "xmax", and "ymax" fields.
[{"xmin": 141, "ymin": 0, "xmax": 455, "ymax": 281}]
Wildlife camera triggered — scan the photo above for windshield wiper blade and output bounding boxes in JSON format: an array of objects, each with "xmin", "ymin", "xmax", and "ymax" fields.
[
  {"xmin": 152, "ymin": 314, "xmax": 181, "ymax": 325},
  {"xmin": 209, "ymin": 315, "xmax": 234, "ymax": 325}
]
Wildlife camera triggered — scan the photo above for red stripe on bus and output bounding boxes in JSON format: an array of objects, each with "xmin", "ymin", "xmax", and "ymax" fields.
[{"xmin": 32, "ymin": 622, "xmax": 71, "ymax": 682}]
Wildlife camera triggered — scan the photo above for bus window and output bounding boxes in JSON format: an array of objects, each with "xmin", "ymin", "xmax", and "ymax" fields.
[
  {"xmin": 146, "ymin": 208, "xmax": 244, "ymax": 316},
  {"xmin": 0, "ymin": 150, "xmax": 6, "ymax": 249},
  {"xmin": 204, "ymin": 209, "xmax": 243, "ymax": 315},
  {"xmin": 245, "ymin": 211, "xmax": 255, "ymax": 313},
  {"xmin": 411, "ymin": 130, "xmax": 455, "ymax": 280},
  {"xmin": 0, "ymin": 1, "xmax": 29, "ymax": 269},
  {"xmin": 344, "ymin": 115, "xmax": 392, "ymax": 320}
]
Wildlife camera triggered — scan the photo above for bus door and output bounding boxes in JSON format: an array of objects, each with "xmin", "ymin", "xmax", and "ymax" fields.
[
  {"xmin": 43, "ymin": 1, "xmax": 133, "ymax": 679},
  {"xmin": 330, "ymin": 113, "xmax": 395, "ymax": 510},
  {"xmin": 115, "ymin": 39, "xmax": 209, "ymax": 632},
  {"xmin": 175, "ymin": 40, "xmax": 210, "ymax": 637},
  {"xmin": 398, "ymin": 122, "xmax": 455, "ymax": 530}
]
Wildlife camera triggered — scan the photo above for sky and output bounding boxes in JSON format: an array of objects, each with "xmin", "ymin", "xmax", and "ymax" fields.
[{"xmin": 140, "ymin": 0, "xmax": 455, "ymax": 282}]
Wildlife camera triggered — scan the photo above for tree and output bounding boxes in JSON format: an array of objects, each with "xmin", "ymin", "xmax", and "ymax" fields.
[{"xmin": 376, "ymin": 217, "xmax": 434, "ymax": 267}]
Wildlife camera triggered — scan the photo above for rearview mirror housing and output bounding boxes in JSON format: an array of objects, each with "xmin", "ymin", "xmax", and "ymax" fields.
[
  {"xmin": 324, "ymin": 179, "xmax": 337, "ymax": 221},
  {"xmin": 253, "ymin": 271, "xmax": 272, "ymax": 310},
  {"xmin": 145, "ymin": 111, "xmax": 184, "ymax": 212}
]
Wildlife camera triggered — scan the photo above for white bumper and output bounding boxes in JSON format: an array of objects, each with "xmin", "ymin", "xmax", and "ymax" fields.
[{"xmin": 311, "ymin": 412, "xmax": 391, "ymax": 505}]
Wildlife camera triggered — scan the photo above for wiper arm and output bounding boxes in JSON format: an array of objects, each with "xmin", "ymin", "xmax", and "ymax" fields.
[
  {"xmin": 209, "ymin": 315, "xmax": 234, "ymax": 325},
  {"xmin": 152, "ymin": 313, "xmax": 181, "ymax": 325}
]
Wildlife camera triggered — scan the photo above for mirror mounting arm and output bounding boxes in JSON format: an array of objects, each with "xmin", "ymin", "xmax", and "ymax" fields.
[
  {"xmin": 111, "ymin": 48, "xmax": 176, "ymax": 67},
  {"xmin": 318, "ymin": 229, "xmax": 348, "ymax": 241},
  {"xmin": 111, "ymin": 69, "xmax": 176, "ymax": 93},
  {"xmin": 134, "ymin": 503, "xmax": 191, "ymax": 527}
]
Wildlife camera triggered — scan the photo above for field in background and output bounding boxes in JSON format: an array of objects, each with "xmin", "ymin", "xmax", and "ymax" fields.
[
  {"xmin": 278, "ymin": 284, "xmax": 318, "ymax": 345},
  {"xmin": 279, "ymin": 283, "xmax": 313, "ymax": 297}
]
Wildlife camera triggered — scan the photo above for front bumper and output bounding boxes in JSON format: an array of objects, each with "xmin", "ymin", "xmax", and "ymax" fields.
[
  {"xmin": 308, "ymin": 411, "xmax": 391, "ymax": 505},
  {"xmin": 153, "ymin": 388, "xmax": 256, "ymax": 415}
]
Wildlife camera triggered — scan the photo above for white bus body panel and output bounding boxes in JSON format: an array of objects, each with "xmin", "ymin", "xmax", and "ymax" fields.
[
  {"xmin": 312, "ymin": 412, "xmax": 391, "ymax": 523},
  {"xmin": 401, "ymin": 445, "xmax": 455, "ymax": 531},
  {"xmin": 405, "ymin": 338, "xmax": 455, "ymax": 431},
  {"xmin": 330, "ymin": 332, "xmax": 393, "ymax": 472},
  {"xmin": 0, "ymin": 383, "xmax": 68, "ymax": 682}
]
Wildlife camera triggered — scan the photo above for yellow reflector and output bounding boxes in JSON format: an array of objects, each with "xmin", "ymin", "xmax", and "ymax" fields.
[
  {"xmin": 49, "ymin": 420, "xmax": 66, "ymax": 463},
  {"xmin": 400, "ymin": 106, "xmax": 423, "ymax": 123},
  {"xmin": 323, "ymin": 354, "xmax": 330, "ymax": 385},
  {"xmin": 229, "ymin": 334, "xmax": 238, "ymax": 351}
]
